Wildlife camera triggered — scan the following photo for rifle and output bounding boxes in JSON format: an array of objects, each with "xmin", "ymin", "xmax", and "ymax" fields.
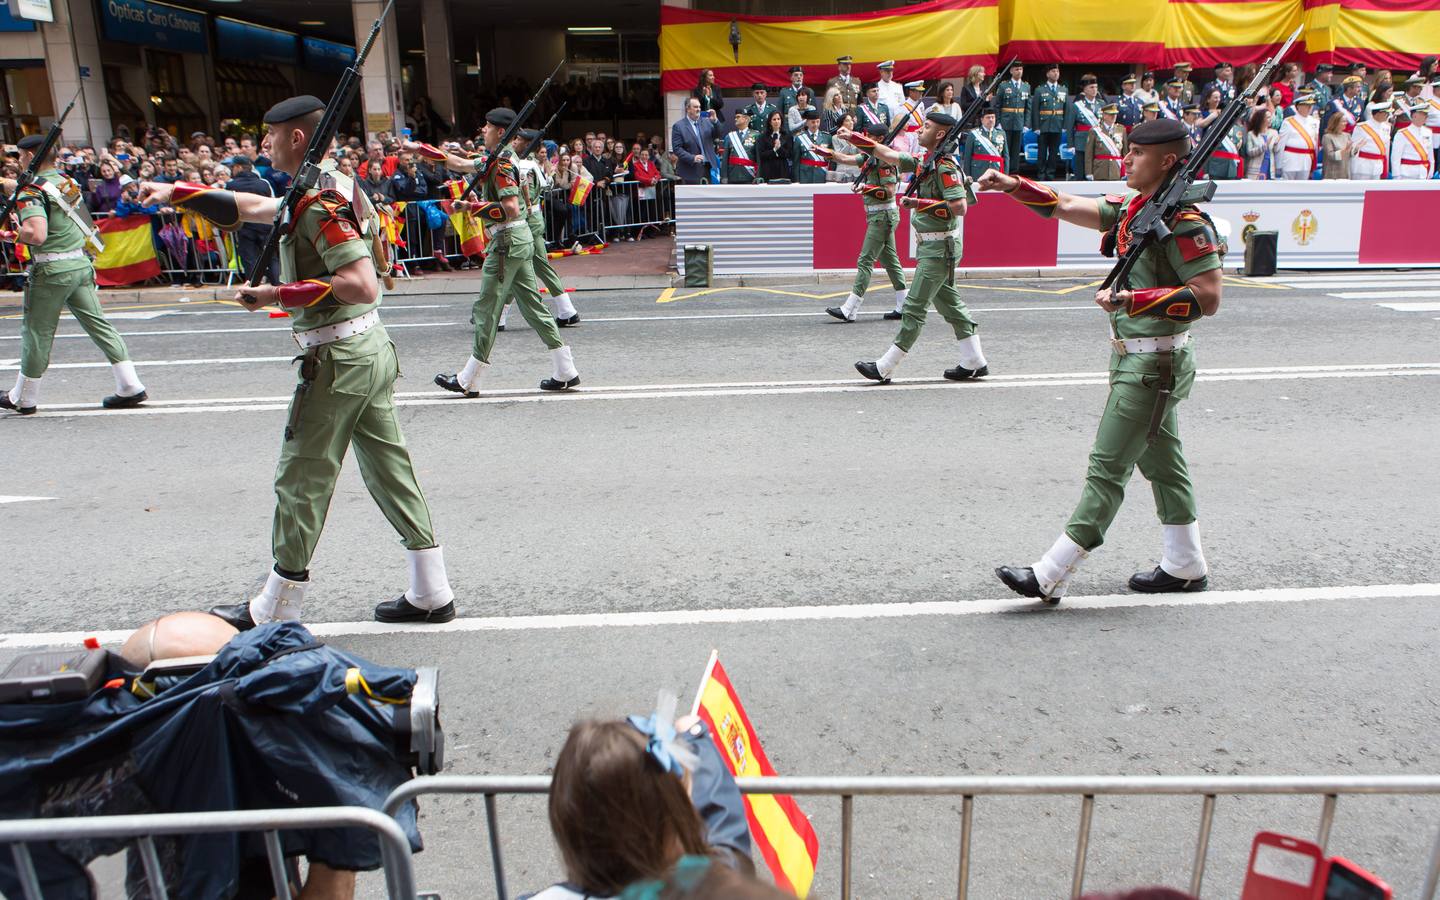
[
  {"xmin": 0, "ymin": 86, "xmax": 82, "ymax": 225},
  {"xmin": 1099, "ymin": 25, "xmax": 1302, "ymax": 292},
  {"xmin": 527, "ymin": 103, "xmax": 567, "ymax": 159},
  {"xmin": 458, "ymin": 59, "xmax": 566, "ymax": 201},
  {"xmin": 902, "ymin": 60, "xmax": 1014, "ymax": 200},
  {"xmin": 851, "ymin": 96, "xmax": 918, "ymax": 191},
  {"xmin": 243, "ymin": 0, "xmax": 396, "ymax": 291}
]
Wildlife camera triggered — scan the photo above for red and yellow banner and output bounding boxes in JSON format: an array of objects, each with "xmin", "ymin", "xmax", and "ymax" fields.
[
  {"xmin": 569, "ymin": 167, "xmax": 595, "ymax": 207},
  {"xmin": 1001, "ymin": 0, "xmax": 1166, "ymax": 65},
  {"xmin": 93, "ymin": 215, "xmax": 161, "ymax": 286},
  {"xmin": 1162, "ymin": 0, "xmax": 1301, "ymax": 68},
  {"xmin": 444, "ymin": 181, "xmax": 486, "ymax": 257},
  {"xmin": 1302, "ymin": 0, "xmax": 1440, "ymax": 71},
  {"xmin": 693, "ymin": 653, "xmax": 819, "ymax": 897},
  {"xmin": 659, "ymin": 0, "xmax": 999, "ymax": 92}
]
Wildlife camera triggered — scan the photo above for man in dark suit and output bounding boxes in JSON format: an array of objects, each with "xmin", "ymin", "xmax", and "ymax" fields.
[
  {"xmin": 670, "ymin": 97, "xmax": 717, "ymax": 184},
  {"xmin": 223, "ymin": 156, "xmax": 278, "ymax": 285}
]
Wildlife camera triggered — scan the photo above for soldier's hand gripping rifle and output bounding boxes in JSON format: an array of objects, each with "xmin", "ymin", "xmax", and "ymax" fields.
[
  {"xmin": 0, "ymin": 86, "xmax": 82, "ymax": 225},
  {"xmin": 851, "ymin": 96, "xmax": 921, "ymax": 192},
  {"xmin": 1099, "ymin": 25, "xmax": 1302, "ymax": 294},
  {"xmin": 901, "ymin": 60, "xmax": 1014, "ymax": 201},
  {"xmin": 242, "ymin": 0, "xmax": 395, "ymax": 293},
  {"xmin": 458, "ymin": 59, "xmax": 566, "ymax": 201}
]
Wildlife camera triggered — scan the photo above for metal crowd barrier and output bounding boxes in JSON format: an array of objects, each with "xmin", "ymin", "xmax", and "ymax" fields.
[
  {"xmin": 0, "ymin": 806, "xmax": 419, "ymax": 900},
  {"xmin": 383, "ymin": 774, "xmax": 1440, "ymax": 900},
  {"xmin": 152, "ymin": 209, "xmax": 239, "ymax": 287}
]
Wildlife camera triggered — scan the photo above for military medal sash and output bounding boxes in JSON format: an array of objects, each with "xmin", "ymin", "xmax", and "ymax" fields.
[
  {"xmin": 971, "ymin": 129, "xmax": 1003, "ymax": 164},
  {"xmin": 1398, "ymin": 127, "xmax": 1432, "ymax": 175},
  {"xmin": 1074, "ymin": 101, "xmax": 1099, "ymax": 133},
  {"xmin": 1283, "ymin": 116, "xmax": 1317, "ymax": 163},
  {"xmin": 727, "ymin": 132, "xmax": 755, "ymax": 169},
  {"xmin": 859, "ymin": 103, "xmax": 882, "ymax": 126},
  {"xmin": 795, "ymin": 131, "xmax": 826, "ymax": 166},
  {"xmin": 1355, "ymin": 123, "xmax": 1389, "ymax": 178}
]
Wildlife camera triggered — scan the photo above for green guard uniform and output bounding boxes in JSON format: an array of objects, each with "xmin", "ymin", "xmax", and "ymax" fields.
[
  {"xmin": 962, "ymin": 124, "xmax": 1008, "ymax": 179},
  {"xmin": 996, "ymin": 74, "xmax": 1031, "ymax": 174},
  {"xmin": 1029, "ymin": 80, "xmax": 1068, "ymax": 180},
  {"xmin": 791, "ymin": 126, "xmax": 832, "ymax": 184},
  {"xmin": 722, "ymin": 127, "xmax": 760, "ymax": 184}
]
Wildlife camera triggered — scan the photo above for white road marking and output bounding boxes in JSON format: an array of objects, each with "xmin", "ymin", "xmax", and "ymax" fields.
[
  {"xmin": 1274, "ymin": 274, "xmax": 1440, "ymax": 287},
  {"xmin": 0, "ymin": 356, "xmax": 291, "ymax": 371},
  {"xmin": 1328, "ymin": 290, "xmax": 1440, "ymax": 301},
  {"xmin": 1377, "ymin": 302, "xmax": 1440, "ymax": 312},
  {"xmin": 3, "ymin": 582, "xmax": 1436, "ymax": 649},
  {"xmin": 0, "ymin": 495, "xmax": 55, "ymax": 504},
  {"xmin": 15, "ymin": 363, "xmax": 1440, "ymax": 418}
]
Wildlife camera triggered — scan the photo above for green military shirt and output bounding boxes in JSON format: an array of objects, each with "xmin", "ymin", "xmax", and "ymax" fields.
[
  {"xmin": 1097, "ymin": 190, "xmax": 1221, "ymax": 376},
  {"xmin": 278, "ymin": 188, "xmax": 381, "ymax": 353},
  {"xmin": 1178, "ymin": 79, "xmax": 1197, "ymax": 107},
  {"xmin": 996, "ymin": 78, "xmax": 1031, "ymax": 131},
  {"xmin": 778, "ymin": 85, "xmax": 808, "ymax": 120},
  {"xmin": 15, "ymin": 170, "xmax": 92, "ymax": 276},
  {"xmin": 852, "ymin": 100, "xmax": 891, "ymax": 131},
  {"xmin": 857, "ymin": 155, "xmax": 900, "ymax": 217},
  {"xmin": 897, "ymin": 152, "xmax": 971, "ymax": 257},
  {"xmin": 1304, "ymin": 78, "xmax": 1332, "ymax": 112},
  {"xmin": 516, "ymin": 155, "xmax": 547, "ymax": 225},
  {"xmin": 1203, "ymin": 123, "xmax": 1246, "ymax": 180},
  {"xmin": 962, "ymin": 126, "xmax": 1007, "ymax": 178},
  {"xmin": 741, "ymin": 101, "xmax": 779, "ymax": 129},
  {"xmin": 1065, "ymin": 95, "xmax": 1104, "ymax": 150},
  {"xmin": 791, "ymin": 127, "xmax": 832, "ymax": 184},
  {"xmin": 721, "ymin": 127, "xmax": 760, "ymax": 184},
  {"xmin": 1030, "ymin": 82, "xmax": 1068, "ymax": 133}
]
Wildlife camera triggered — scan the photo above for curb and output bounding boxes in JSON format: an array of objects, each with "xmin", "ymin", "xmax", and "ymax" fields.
[{"xmin": 681, "ymin": 268, "xmax": 1114, "ymax": 288}]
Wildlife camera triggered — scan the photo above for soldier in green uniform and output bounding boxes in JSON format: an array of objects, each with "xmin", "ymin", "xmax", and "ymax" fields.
[
  {"xmin": 1304, "ymin": 63, "xmax": 1335, "ymax": 114},
  {"xmin": 778, "ymin": 66, "xmax": 809, "ymax": 121},
  {"xmin": 791, "ymin": 108, "xmax": 832, "ymax": 184},
  {"xmin": 139, "ymin": 95, "xmax": 456, "ymax": 626},
  {"xmin": 1029, "ymin": 64, "xmax": 1068, "ymax": 180},
  {"xmin": 837, "ymin": 112, "xmax": 990, "ymax": 382},
  {"xmin": 1, "ymin": 134, "xmax": 147, "ymax": 415},
  {"xmin": 741, "ymin": 84, "xmax": 778, "ymax": 127},
  {"xmin": 826, "ymin": 55, "xmax": 861, "ymax": 110},
  {"xmin": 821, "ymin": 121, "xmax": 907, "ymax": 323},
  {"xmin": 426, "ymin": 108, "xmax": 581, "ymax": 396},
  {"xmin": 996, "ymin": 60, "xmax": 1031, "ymax": 174},
  {"xmin": 1085, "ymin": 104, "xmax": 1127, "ymax": 181},
  {"xmin": 1202, "ymin": 116, "xmax": 1246, "ymax": 180},
  {"xmin": 1065, "ymin": 74, "xmax": 1104, "ymax": 179},
  {"xmin": 1173, "ymin": 61, "xmax": 1197, "ymax": 107},
  {"xmin": 852, "ymin": 82, "xmax": 891, "ymax": 132},
  {"xmin": 721, "ymin": 109, "xmax": 760, "ymax": 184},
  {"xmin": 962, "ymin": 108, "xmax": 1008, "ymax": 179},
  {"xmin": 508, "ymin": 128, "xmax": 581, "ymax": 325},
  {"xmin": 980, "ymin": 118, "xmax": 1222, "ymax": 601}
]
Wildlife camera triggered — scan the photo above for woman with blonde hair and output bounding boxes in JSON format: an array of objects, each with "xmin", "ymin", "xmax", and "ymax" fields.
[
  {"xmin": 820, "ymin": 85, "xmax": 847, "ymax": 133},
  {"xmin": 961, "ymin": 64, "xmax": 990, "ymax": 109}
]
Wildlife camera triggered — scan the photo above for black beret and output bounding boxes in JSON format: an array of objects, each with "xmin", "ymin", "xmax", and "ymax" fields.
[
  {"xmin": 801, "ymin": 108, "xmax": 821, "ymax": 120},
  {"xmin": 17, "ymin": 134, "xmax": 46, "ymax": 151},
  {"xmin": 518, "ymin": 128, "xmax": 541, "ymax": 142},
  {"xmin": 1129, "ymin": 118, "xmax": 1190, "ymax": 144},
  {"xmin": 863, "ymin": 121, "xmax": 887, "ymax": 136},
  {"xmin": 926, "ymin": 110, "xmax": 957, "ymax": 127},
  {"xmin": 1315, "ymin": 63, "xmax": 1335, "ymax": 72},
  {"xmin": 263, "ymin": 95, "xmax": 325, "ymax": 125},
  {"xmin": 1080, "ymin": 75, "xmax": 1098, "ymax": 85},
  {"xmin": 485, "ymin": 107, "xmax": 516, "ymax": 127},
  {"xmin": 862, "ymin": 81, "xmax": 878, "ymax": 91}
]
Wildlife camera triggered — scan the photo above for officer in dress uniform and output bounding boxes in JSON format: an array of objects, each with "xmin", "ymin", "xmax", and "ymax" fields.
[
  {"xmin": 1160, "ymin": 80, "xmax": 1186, "ymax": 121},
  {"xmin": 1029, "ymin": 64, "xmax": 1067, "ymax": 180},
  {"xmin": 1086, "ymin": 104, "xmax": 1126, "ymax": 181},
  {"xmin": 1203, "ymin": 116, "xmax": 1247, "ymax": 180},
  {"xmin": 875, "ymin": 60, "xmax": 906, "ymax": 119},
  {"xmin": 1, "ymin": 134, "xmax": 148, "ymax": 415},
  {"xmin": 1117, "ymin": 75, "xmax": 1144, "ymax": 131},
  {"xmin": 1325, "ymin": 76, "xmax": 1365, "ymax": 134},
  {"xmin": 742, "ymin": 85, "xmax": 779, "ymax": 128},
  {"xmin": 895, "ymin": 80, "xmax": 928, "ymax": 156},
  {"xmin": 1066, "ymin": 75, "xmax": 1104, "ymax": 179},
  {"xmin": 826, "ymin": 56, "xmax": 861, "ymax": 110},
  {"xmin": 981, "ymin": 118, "xmax": 1223, "ymax": 602},
  {"xmin": 996, "ymin": 60, "xmax": 1031, "ymax": 175},
  {"xmin": 1141, "ymin": 100, "xmax": 1161, "ymax": 123},
  {"xmin": 778, "ymin": 66, "xmax": 809, "ymax": 121},
  {"xmin": 140, "ymin": 95, "xmax": 457, "ymax": 626},
  {"xmin": 506, "ymin": 129, "xmax": 580, "ymax": 326},
  {"xmin": 1276, "ymin": 94, "xmax": 1320, "ymax": 179},
  {"xmin": 822, "ymin": 121, "xmax": 907, "ymax": 323},
  {"xmin": 853, "ymin": 81, "xmax": 891, "ymax": 132},
  {"xmin": 1304, "ymin": 64, "xmax": 1335, "ymax": 113},
  {"xmin": 1391, "ymin": 103, "xmax": 1433, "ymax": 179},
  {"xmin": 1349, "ymin": 103, "xmax": 1392, "ymax": 180},
  {"xmin": 429, "ymin": 108, "xmax": 582, "ymax": 395},
  {"xmin": 791, "ymin": 108, "xmax": 832, "ymax": 184},
  {"xmin": 1348, "ymin": 63, "xmax": 1371, "ymax": 105},
  {"xmin": 1393, "ymin": 76, "xmax": 1426, "ymax": 126},
  {"xmin": 963, "ymin": 108, "xmax": 1008, "ymax": 179},
  {"xmin": 721, "ymin": 109, "xmax": 760, "ymax": 184},
  {"xmin": 837, "ymin": 112, "xmax": 991, "ymax": 384},
  {"xmin": 1201, "ymin": 62, "xmax": 1236, "ymax": 105},
  {"xmin": 1181, "ymin": 104, "xmax": 1202, "ymax": 150},
  {"xmin": 1173, "ymin": 61, "xmax": 1197, "ymax": 106}
]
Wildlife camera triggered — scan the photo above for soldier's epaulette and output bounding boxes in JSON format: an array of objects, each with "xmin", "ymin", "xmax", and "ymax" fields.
[{"xmin": 294, "ymin": 187, "xmax": 354, "ymax": 220}]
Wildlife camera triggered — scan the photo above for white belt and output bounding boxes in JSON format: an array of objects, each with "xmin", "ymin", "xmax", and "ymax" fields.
[
  {"xmin": 485, "ymin": 219, "xmax": 529, "ymax": 238},
  {"xmin": 293, "ymin": 309, "xmax": 381, "ymax": 350},
  {"xmin": 865, "ymin": 202, "xmax": 895, "ymax": 212},
  {"xmin": 915, "ymin": 230, "xmax": 958, "ymax": 242},
  {"xmin": 32, "ymin": 249, "xmax": 87, "ymax": 263},
  {"xmin": 1111, "ymin": 331, "xmax": 1190, "ymax": 356}
]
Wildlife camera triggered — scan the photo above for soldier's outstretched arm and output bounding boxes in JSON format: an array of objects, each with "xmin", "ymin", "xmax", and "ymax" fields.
[
  {"xmin": 136, "ymin": 182, "xmax": 279, "ymax": 226},
  {"xmin": 836, "ymin": 127, "xmax": 901, "ymax": 167},
  {"xmin": 403, "ymin": 141, "xmax": 477, "ymax": 173},
  {"xmin": 975, "ymin": 169, "xmax": 1102, "ymax": 230}
]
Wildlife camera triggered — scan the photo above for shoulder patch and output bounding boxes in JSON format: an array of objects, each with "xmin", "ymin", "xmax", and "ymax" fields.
[
  {"xmin": 1174, "ymin": 225, "xmax": 1217, "ymax": 262},
  {"xmin": 1103, "ymin": 194, "xmax": 1125, "ymax": 204}
]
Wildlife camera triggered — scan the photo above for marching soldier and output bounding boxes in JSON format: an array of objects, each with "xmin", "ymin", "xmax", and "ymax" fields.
[
  {"xmin": 1160, "ymin": 80, "xmax": 1185, "ymax": 121},
  {"xmin": 963, "ymin": 108, "xmax": 1008, "ymax": 179},
  {"xmin": 778, "ymin": 66, "xmax": 809, "ymax": 121},
  {"xmin": 1325, "ymin": 76, "xmax": 1365, "ymax": 133},
  {"xmin": 983, "ymin": 118, "xmax": 1224, "ymax": 602},
  {"xmin": 1204, "ymin": 114, "xmax": 1247, "ymax": 179},
  {"xmin": 427, "ymin": 108, "xmax": 582, "ymax": 395},
  {"xmin": 1, "ymin": 134, "xmax": 148, "ymax": 415},
  {"xmin": 996, "ymin": 60, "xmax": 1031, "ymax": 175},
  {"xmin": 853, "ymin": 81, "xmax": 891, "ymax": 132},
  {"xmin": 1029, "ymin": 64, "xmax": 1067, "ymax": 180},
  {"xmin": 826, "ymin": 55, "xmax": 860, "ymax": 110},
  {"xmin": 1173, "ymin": 61, "xmax": 1197, "ymax": 106},
  {"xmin": 791, "ymin": 108, "xmax": 832, "ymax": 184},
  {"xmin": 139, "ymin": 95, "xmax": 456, "ymax": 626},
  {"xmin": 1201, "ymin": 62, "xmax": 1236, "ymax": 105},
  {"xmin": 722, "ymin": 109, "xmax": 760, "ymax": 184},
  {"xmin": 508, "ymin": 128, "xmax": 581, "ymax": 326},
  {"xmin": 1066, "ymin": 75, "xmax": 1104, "ymax": 179},
  {"xmin": 1350, "ymin": 103, "xmax": 1391, "ymax": 179},
  {"xmin": 837, "ymin": 112, "xmax": 990, "ymax": 384},
  {"xmin": 1116, "ymin": 75, "xmax": 1144, "ymax": 131},
  {"xmin": 1391, "ymin": 103, "xmax": 1433, "ymax": 179},
  {"xmin": 821, "ymin": 121, "xmax": 907, "ymax": 323},
  {"xmin": 1085, "ymin": 104, "xmax": 1126, "ymax": 181},
  {"xmin": 1304, "ymin": 63, "xmax": 1335, "ymax": 113},
  {"xmin": 742, "ymin": 84, "xmax": 779, "ymax": 128},
  {"xmin": 1276, "ymin": 94, "xmax": 1319, "ymax": 180}
]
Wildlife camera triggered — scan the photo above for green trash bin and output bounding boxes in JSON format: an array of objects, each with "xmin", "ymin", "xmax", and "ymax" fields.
[{"xmin": 684, "ymin": 244, "xmax": 712, "ymax": 287}]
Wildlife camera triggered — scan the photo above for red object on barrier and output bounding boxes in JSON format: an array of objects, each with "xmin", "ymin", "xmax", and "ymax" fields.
[
  {"xmin": 1243, "ymin": 832, "xmax": 1324, "ymax": 900},
  {"xmin": 1358, "ymin": 190, "xmax": 1440, "ymax": 265}
]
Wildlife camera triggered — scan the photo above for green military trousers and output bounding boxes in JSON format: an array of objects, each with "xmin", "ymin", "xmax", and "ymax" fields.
[
  {"xmin": 1064, "ymin": 369, "xmax": 1199, "ymax": 551},
  {"xmin": 509, "ymin": 215, "xmax": 568, "ymax": 301},
  {"xmin": 19, "ymin": 263, "xmax": 131, "ymax": 378},
  {"xmin": 272, "ymin": 326, "xmax": 437, "ymax": 574},
  {"xmin": 472, "ymin": 224, "xmax": 561, "ymax": 361},
  {"xmin": 893, "ymin": 240, "xmax": 977, "ymax": 352},
  {"xmin": 851, "ymin": 210, "xmax": 907, "ymax": 297}
]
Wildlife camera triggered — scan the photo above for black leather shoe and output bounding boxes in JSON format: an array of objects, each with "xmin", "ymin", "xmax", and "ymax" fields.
[
  {"xmin": 0, "ymin": 394, "xmax": 35, "ymax": 415},
  {"xmin": 209, "ymin": 602, "xmax": 257, "ymax": 631},
  {"xmin": 374, "ymin": 596, "xmax": 457, "ymax": 623},
  {"xmin": 555, "ymin": 314, "xmax": 581, "ymax": 327},
  {"xmin": 1128, "ymin": 566, "xmax": 1209, "ymax": 593},
  {"xmin": 496, "ymin": 323, "xmax": 506, "ymax": 332},
  {"xmin": 825, "ymin": 307, "xmax": 853, "ymax": 322},
  {"xmin": 102, "ymin": 390, "xmax": 148, "ymax": 409},
  {"xmin": 854, "ymin": 360, "xmax": 890, "ymax": 384},
  {"xmin": 995, "ymin": 566, "xmax": 1061, "ymax": 604},
  {"xmin": 943, "ymin": 364, "xmax": 989, "ymax": 382},
  {"xmin": 435, "ymin": 374, "xmax": 478, "ymax": 398},
  {"xmin": 883, "ymin": 310, "xmax": 903, "ymax": 320},
  {"xmin": 539, "ymin": 376, "xmax": 580, "ymax": 391}
]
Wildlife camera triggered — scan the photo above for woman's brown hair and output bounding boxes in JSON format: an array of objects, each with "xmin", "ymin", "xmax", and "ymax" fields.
[
  {"xmin": 1325, "ymin": 111, "xmax": 1348, "ymax": 135},
  {"xmin": 549, "ymin": 721, "xmax": 711, "ymax": 895}
]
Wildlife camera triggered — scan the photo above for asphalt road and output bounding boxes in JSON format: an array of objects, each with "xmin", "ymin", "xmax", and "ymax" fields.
[{"xmin": 2, "ymin": 269, "xmax": 1438, "ymax": 899}]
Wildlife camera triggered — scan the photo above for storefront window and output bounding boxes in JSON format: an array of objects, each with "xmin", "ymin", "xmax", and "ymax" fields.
[
  {"xmin": 564, "ymin": 31, "xmax": 661, "ymax": 120},
  {"xmin": 0, "ymin": 66, "xmax": 51, "ymax": 143},
  {"xmin": 147, "ymin": 50, "xmax": 206, "ymax": 137}
]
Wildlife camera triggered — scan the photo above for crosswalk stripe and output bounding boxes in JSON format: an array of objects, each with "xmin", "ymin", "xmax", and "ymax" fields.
[
  {"xmin": 1377, "ymin": 302, "xmax": 1440, "ymax": 312},
  {"xmin": 1327, "ymin": 290, "xmax": 1440, "ymax": 300},
  {"xmin": 1273, "ymin": 273, "xmax": 1440, "ymax": 287}
]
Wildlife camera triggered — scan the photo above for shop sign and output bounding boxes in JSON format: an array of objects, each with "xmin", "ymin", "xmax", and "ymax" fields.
[
  {"xmin": 216, "ymin": 17, "xmax": 296, "ymax": 66},
  {"xmin": 301, "ymin": 36, "xmax": 356, "ymax": 75},
  {"xmin": 10, "ymin": 0, "xmax": 51, "ymax": 23},
  {"xmin": 100, "ymin": 0, "xmax": 207, "ymax": 55}
]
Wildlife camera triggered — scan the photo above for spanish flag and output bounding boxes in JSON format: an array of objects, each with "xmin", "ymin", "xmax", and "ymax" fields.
[
  {"xmin": 1002, "ymin": 0, "xmax": 1166, "ymax": 65},
  {"xmin": 444, "ymin": 180, "xmax": 487, "ymax": 257},
  {"xmin": 1163, "ymin": 0, "xmax": 1301, "ymax": 68},
  {"xmin": 1303, "ymin": 0, "xmax": 1440, "ymax": 72},
  {"xmin": 93, "ymin": 215, "xmax": 161, "ymax": 287},
  {"xmin": 692, "ymin": 653, "xmax": 819, "ymax": 896},
  {"xmin": 569, "ymin": 167, "xmax": 595, "ymax": 207},
  {"xmin": 660, "ymin": 0, "xmax": 998, "ymax": 92}
]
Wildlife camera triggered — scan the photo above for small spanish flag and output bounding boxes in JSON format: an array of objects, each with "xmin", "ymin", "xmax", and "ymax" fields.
[
  {"xmin": 569, "ymin": 167, "xmax": 595, "ymax": 207},
  {"xmin": 93, "ymin": 215, "xmax": 161, "ymax": 287},
  {"xmin": 445, "ymin": 180, "xmax": 487, "ymax": 257},
  {"xmin": 692, "ymin": 652, "xmax": 819, "ymax": 896}
]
